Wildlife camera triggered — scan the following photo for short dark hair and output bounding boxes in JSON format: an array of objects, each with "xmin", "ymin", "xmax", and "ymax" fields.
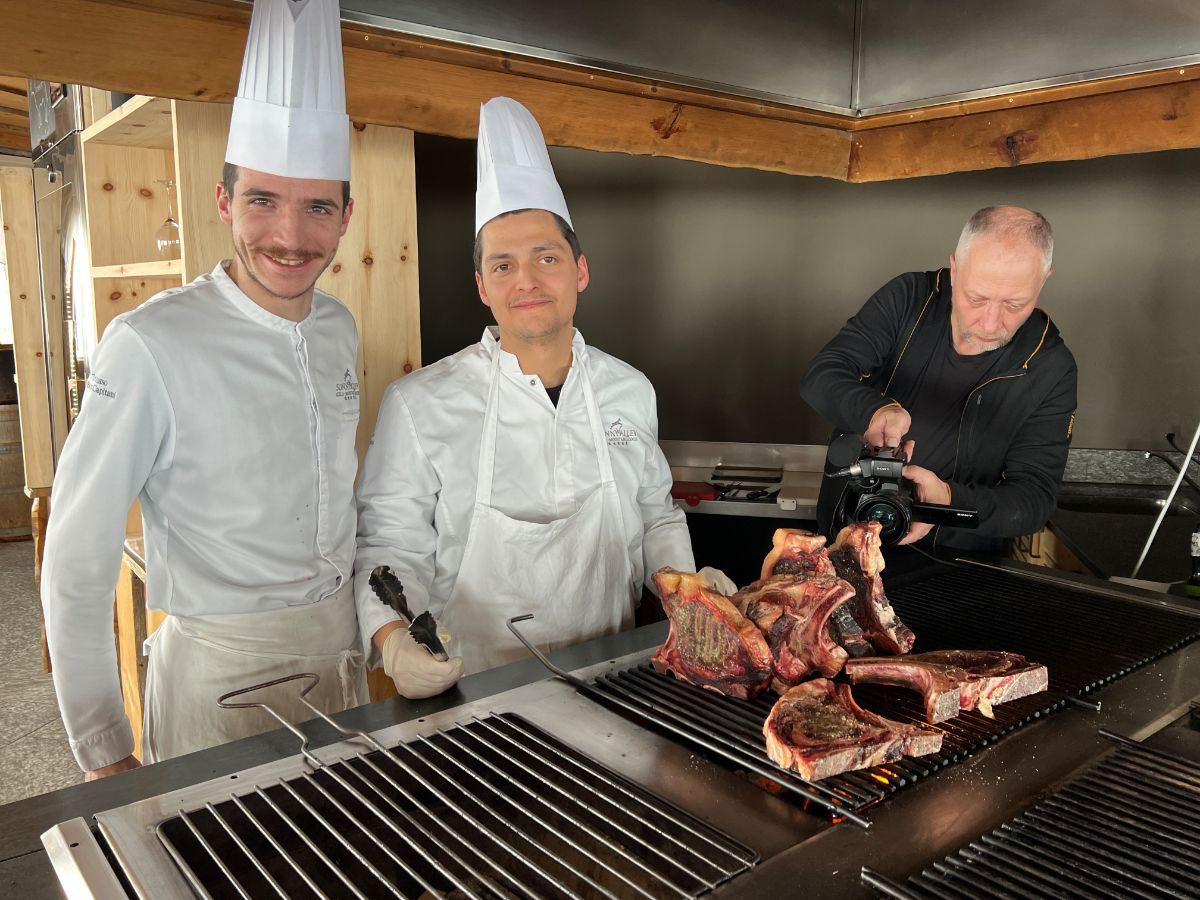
[
  {"xmin": 221, "ymin": 161, "xmax": 351, "ymax": 209},
  {"xmin": 473, "ymin": 209, "xmax": 581, "ymax": 274}
]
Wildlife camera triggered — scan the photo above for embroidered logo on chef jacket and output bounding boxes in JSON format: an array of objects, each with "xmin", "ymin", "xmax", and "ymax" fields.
[
  {"xmin": 605, "ymin": 417, "xmax": 640, "ymax": 447},
  {"xmin": 335, "ymin": 368, "xmax": 360, "ymax": 401},
  {"xmin": 85, "ymin": 373, "xmax": 116, "ymax": 400}
]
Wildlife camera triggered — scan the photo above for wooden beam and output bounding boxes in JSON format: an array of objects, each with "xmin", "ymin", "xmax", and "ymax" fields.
[
  {"xmin": 0, "ymin": 125, "xmax": 29, "ymax": 154},
  {"xmin": 849, "ymin": 78, "xmax": 1200, "ymax": 182},
  {"xmin": 0, "ymin": 89, "xmax": 29, "ymax": 114},
  {"xmin": 0, "ymin": 0, "xmax": 849, "ymax": 179}
]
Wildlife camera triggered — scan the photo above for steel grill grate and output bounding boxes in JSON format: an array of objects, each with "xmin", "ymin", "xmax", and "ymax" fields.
[
  {"xmin": 587, "ymin": 565, "xmax": 1200, "ymax": 822},
  {"xmin": 862, "ymin": 738, "xmax": 1200, "ymax": 899},
  {"xmin": 155, "ymin": 712, "xmax": 757, "ymax": 899}
]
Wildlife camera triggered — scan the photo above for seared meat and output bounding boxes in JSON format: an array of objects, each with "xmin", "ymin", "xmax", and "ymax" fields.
[
  {"xmin": 734, "ymin": 575, "xmax": 856, "ymax": 690},
  {"xmin": 842, "ymin": 657, "xmax": 969, "ymax": 723},
  {"xmin": 844, "ymin": 650, "xmax": 1049, "ymax": 722},
  {"xmin": 763, "ymin": 679, "xmax": 942, "ymax": 781},
  {"xmin": 651, "ymin": 568, "xmax": 774, "ymax": 700},
  {"xmin": 914, "ymin": 650, "xmax": 1049, "ymax": 718},
  {"xmin": 760, "ymin": 527, "xmax": 873, "ymax": 658},
  {"xmin": 829, "ymin": 522, "xmax": 916, "ymax": 655}
]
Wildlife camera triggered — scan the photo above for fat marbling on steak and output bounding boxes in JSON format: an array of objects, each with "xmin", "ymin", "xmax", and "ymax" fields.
[
  {"xmin": 828, "ymin": 522, "xmax": 916, "ymax": 655},
  {"xmin": 760, "ymin": 528, "xmax": 873, "ymax": 658},
  {"xmin": 734, "ymin": 575, "xmax": 856, "ymax": 691},
  {"xmin": 763, "ymin": 679, "xmax": 942, "ymax": 781},
  {"xmin": 651, "ymin": 568, "xmax": 774, "ymax": 699},
  {"xmin": 844, "ymin": 650, "xmax": 1049, "ymax": 722}
]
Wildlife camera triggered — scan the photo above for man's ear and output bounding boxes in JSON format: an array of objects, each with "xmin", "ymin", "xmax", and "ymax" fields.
[
  {"xmin": 216, "ymin": 182, "xmax": 233, "ymax": 225},
  {"xmin": 948, "ymin": 253, "xmax": 956, "ymax": 282},
  {"xmin": 475, "ymin": 271, "xmax": 491, "ymax": 307},
  {"xmin": 576, "ymin": 254, "xmax": 590, "ymax": 293},
  {"xmin": 339, "ymin": 198, "xmax": 354, "ymax": 236}
]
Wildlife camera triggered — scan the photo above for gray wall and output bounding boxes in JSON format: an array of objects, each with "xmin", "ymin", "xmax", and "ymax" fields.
[{"xmin": 415, "ymin": 135, "xmax": 1200, "ymax": 451}]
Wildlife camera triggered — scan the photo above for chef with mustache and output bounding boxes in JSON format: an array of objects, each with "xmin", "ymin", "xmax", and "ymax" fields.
[
  {"xmin": 355, "ymin": 97, "xmax": 730, "ymax": 688},
  {"xmin": 42, "ymin": 0, "xmax": 368, "ymax": 779}
]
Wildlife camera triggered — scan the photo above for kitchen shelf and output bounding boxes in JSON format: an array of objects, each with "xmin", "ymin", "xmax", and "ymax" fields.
[
  {"xmin": 80, "ymin": 95, "xmax": 174, "ymax": 149},
  {"xmin": 91, "ymin": 260, "xmax": 183, "ymax": 279}
]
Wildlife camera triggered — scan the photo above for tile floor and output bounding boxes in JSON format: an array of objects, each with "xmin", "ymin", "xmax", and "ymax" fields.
[{"xmin": 0, "ymin": 539, "xmax": 82, "ymax": 805}]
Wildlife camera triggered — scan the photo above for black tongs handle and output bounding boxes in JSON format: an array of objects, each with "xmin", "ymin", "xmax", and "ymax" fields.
[{"xmin": 369, "ymin": 565, "xmax": 416, "ymax": 621}]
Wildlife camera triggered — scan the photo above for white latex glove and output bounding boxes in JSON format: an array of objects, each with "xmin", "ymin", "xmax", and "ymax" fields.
[
  {"xmin": 381, "ymin": 629, "xmax": 465, "ymax": 700},
  {"xmin": 698, "ymin": 566, "xmax": 738, "ymax": 596}
]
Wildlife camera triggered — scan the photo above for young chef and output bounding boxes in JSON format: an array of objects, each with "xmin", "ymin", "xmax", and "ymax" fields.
[
  {"xmin": 41, "ymin": 0, "xmax": 365, "ymax": 779},
  {"xmin": 356, "ymin": 97, "xmax": 734, "ymax": 689}
]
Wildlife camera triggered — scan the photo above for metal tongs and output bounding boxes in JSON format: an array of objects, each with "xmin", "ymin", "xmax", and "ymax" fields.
[{"xmin": 369, "ymin": 565, "xmax": 450, "ymax": 661}]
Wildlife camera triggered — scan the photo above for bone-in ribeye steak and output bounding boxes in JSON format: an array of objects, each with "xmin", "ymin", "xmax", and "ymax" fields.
[
  {"xmin": 913, "ymin": 650, "xmax": 1049, "ymax": 717},
  {"xmin": 761, "ymin": 528, "xmax": 873, "ymax": 658},
  {"xmin": 734, "ymin": 575, "xmax": 856, "ymax": 690},
  {"xmin": 763, "ymin": 679, "xmax": 943, "ymax": 781},
  {"xmin": 651, "ymin": 568, "xmax": 774, "ymax": 699},
  {"xmin": 844, "ymin": 650, "xmax": 1049, "ymax": 721},
  {"xmin": 828, "ymin": 522, "xmax": 916, "ymax": 655}
]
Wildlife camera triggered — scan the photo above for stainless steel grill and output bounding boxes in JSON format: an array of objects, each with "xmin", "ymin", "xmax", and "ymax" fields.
[
  {"xmin": 862, "ymin": 733, "xmax": 1200, "ymax": 899},
  {"xmin": 576, "ymin": 562, "xmax": 1200, "ymax": 823},
  {"xmin": 154, "ymin": 712, "xmax": 757, "ymax": 899}
]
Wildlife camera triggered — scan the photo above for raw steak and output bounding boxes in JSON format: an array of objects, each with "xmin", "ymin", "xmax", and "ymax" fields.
[
  {"xmin": 828, "ymin": 522, "xmax": 916, "ymax": 655},
  {"xmin": 734, "ymin": 575, "xmax": 856, "ymax": 689},
  {"xmin": 844, "ymin": 651, "xmax": 1049, "ymax": 722},
  {"xmin": 651, "ymin": 568, "xmax": 774, "ymax": 699},
  {"xmin": 760, "ymin": 528, "xmax": 873, "ymax": 659},
  {"xmin": 914, "ymin": 650, "xmax": 1049, "ymax": 718},
  {"xmin": 842, "ymin": 657, "xmax": 970, "ymax": 723},
  {"xmin": 762, "ymin": 679, "xmax": 943, "ymax": 781}
]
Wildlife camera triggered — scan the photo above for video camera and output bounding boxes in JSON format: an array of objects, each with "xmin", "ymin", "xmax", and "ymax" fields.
[{"xmin": 824, "ymin": 434, "xmax": 980, "ymax": 546}]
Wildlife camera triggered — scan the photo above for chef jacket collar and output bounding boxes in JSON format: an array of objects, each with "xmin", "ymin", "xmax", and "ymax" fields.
[
  {"xmin": 212, "ymin": 260, "xmax": 316, "ymax": 332},
  {"xmin": 480, "ymin": 325, "xmax": 586, "ymax": 378}
]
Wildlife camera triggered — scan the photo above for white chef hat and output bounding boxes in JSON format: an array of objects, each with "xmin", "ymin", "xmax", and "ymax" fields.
[
  {"xmin": 225, "ymin": 0, "xmax": 351, "ymax": 182},
  {"xmin": 475, "ymin": 97, "xmax": 572, "ymax": 235}
]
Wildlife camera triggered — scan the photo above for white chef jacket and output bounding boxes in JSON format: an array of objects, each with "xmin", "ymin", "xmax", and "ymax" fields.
[
  {"xmin": 354, "ymin": 326, "xmax": 695, "ymax": 663},
  {"xmin": 41, "ymin": 261, "xmax": 360, "ymax": 770}
]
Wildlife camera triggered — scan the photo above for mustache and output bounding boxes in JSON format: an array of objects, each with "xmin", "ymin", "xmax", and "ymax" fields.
[{"xmin": 254, "ymin": 246, "xmax": 324, "ymax": 262}]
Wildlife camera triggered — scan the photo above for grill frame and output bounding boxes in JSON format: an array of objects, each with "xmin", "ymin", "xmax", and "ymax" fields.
[{"xmin": 41, "ymin": 561, "xmax": 1200, "ymax": 900}]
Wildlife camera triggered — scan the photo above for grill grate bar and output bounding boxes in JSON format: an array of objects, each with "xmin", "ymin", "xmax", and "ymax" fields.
[
  {"xmin": 470, "ymin": 714, "xmax": 754, "ymax": 875},
  {"xmin": 334, "ymin": 756, "xmax": 514, "ymax": 898},
  {"xmin": 867, "ymin": 741, "xmax": 1200, "ymax": 899},
  {"xmin": 202, "ymin": 798, "xmax": 293, "ymax": 900},
  {"xmin": 157, "ymin": 713, "xmax": 755, "ymax": 899},
  {"xmin": 601, "ymin": 668, "xmax": 879, "ymax": 804},
  {"xmin": 584, "ymin": 669, "xmax": 873, "ymax": 825},
  {"xmin": 280, "ymin": 776, "xmax": 407, "ymax": 898},
  {"xmin": 414, "ymin": 726, "xmax": 663, "ymax": 900}
]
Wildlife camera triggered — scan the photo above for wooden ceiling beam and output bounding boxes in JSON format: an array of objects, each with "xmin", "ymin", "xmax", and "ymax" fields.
[
  {"xmin": 849, "ymin": 77, "xmax": 1200, "ymax": 182},
  {"xmin": 0, "ymin": 124, "xmax": 30, "ymax": 154},
  {"xmin": 0, "ymin": 0, "xmax": 850, "ymax": 179}
]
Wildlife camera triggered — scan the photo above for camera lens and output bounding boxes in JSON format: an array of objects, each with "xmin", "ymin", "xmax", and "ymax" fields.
[{"xmin": 858, "ymin": 497, "xmax": 909, "ymax": 544}]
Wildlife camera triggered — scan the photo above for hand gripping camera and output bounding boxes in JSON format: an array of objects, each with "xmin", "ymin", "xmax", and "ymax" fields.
[{"xmin": 825, "ymin": 434, "xmax": 980, "ymax": 546}]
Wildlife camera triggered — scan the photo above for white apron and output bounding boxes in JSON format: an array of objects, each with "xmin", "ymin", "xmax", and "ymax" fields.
[
  {"xmin": 438, "ymin": 347, "xmax": 636, "ymax": 676},
  {"xmin": 142, "ymin": 581, "xmax": 366, "ymax": 763}
]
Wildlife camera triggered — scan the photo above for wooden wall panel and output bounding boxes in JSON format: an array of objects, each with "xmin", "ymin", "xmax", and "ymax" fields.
[
  {"xmin": 81, "ymin": 142, "xmax": 175, "ymax": 268},
  {"xmin": 91, "ymin": 275, "xmax": 179, "ymax": 343},
  {"xmin": 317, "ymin": 123, "xmax": 421, "ymax": 463},
  {"xmin": 0, "ymin": 166, "xmax": 54, "ymax": 490},
  {"xmin": 171, "ymin": 99, "xmax": 235, "ymax": 282}
]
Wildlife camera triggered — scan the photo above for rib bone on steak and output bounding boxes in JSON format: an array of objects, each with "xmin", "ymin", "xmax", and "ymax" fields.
[
  {"xmin": 844, "ymin": 650, "xmax": 1049, "ymax": 722},
  {"xmin": 763, "ymin": 679, "xmax": 943, "ymax": 781},
  {"xmin": 760, "ymin": 528, "xmax": 873, "ymax": 658},
  {"xmin": 734, "ymin": 575, "xmax": 856, "ymax": 690},
  {"xmin": 651, "ymin": 568, "xmax": 774, "ymax": 699},
  {"xmin": 828, "ymin": 522, "xmax": 916, "ymax": 655}
]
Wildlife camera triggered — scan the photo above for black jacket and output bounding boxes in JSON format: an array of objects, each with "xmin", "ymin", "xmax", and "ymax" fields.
[{"xmin": 800, "ymin": 269, "xmax": 1078, "ymax": 554}]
